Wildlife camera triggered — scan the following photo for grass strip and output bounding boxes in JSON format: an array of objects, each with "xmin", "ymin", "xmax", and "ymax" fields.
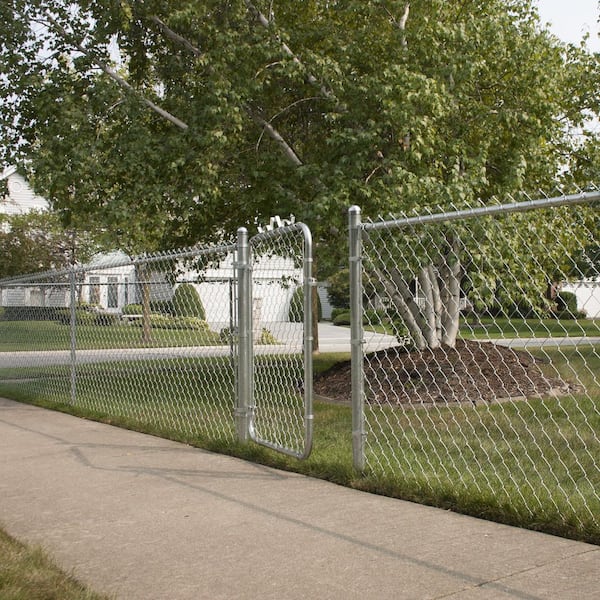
[
  {"xmin": 0, "ymin": 527, "xmax": 112, "ymax": 600},
  {"xmin": 0, "ymin": 350, "xmax": 598, "ymax": 545}
]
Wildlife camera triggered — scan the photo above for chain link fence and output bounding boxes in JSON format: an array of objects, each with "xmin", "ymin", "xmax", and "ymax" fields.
[
  {"xmin": 348, "ymin": 190, "xmax": 600, "ymax": 533},
  {"xmin": 1, "ymin": 192, "xmax": 599, "ymax": 537},
  {"xmin": 0, "ymin": 224, "xmax": 314, "ymax": 452},
  {"xmin": 0, "ymin": 242, "xmax": 233, "ymax": 444},
  {"xmin": 246, "ymin": 224, "xmax": 314, "ymax": 458}
]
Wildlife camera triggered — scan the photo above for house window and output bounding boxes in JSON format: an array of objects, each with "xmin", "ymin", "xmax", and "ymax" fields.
[
  {"xmin": 124, "ymin": 277, "xmax": 129, "ymax": 306},
  {"xmin": 107, "ymin": 276, "xmax": 119, "ymax": 308},
  {"xmin": 89, "ymin": 277, "xmax": 101, "ymax": 305}
]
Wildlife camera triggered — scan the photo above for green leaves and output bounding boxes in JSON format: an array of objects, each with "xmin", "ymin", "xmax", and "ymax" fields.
[{"xmin": 1, "ymin": 0, "xmax": 598, "ymax": 269}]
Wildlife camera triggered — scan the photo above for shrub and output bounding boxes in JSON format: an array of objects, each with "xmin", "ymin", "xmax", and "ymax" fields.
[
  {"xmin": 363, "ymin": 309, "xmax": 381, "ymax": 324},
  {"xmin": 1, "ymin": 306, "xmax": 62, "ymax": 321},
  {"xmin": 123, "ymin": 303, "xmax": 143, "ymax": 315},
  {"xmin": 333, "ymin": 311, "xmax": 351, "ymax": 326},
  {"xmin": 554, "ymin": 291, "xmax": 586, "ymax": 319},
  {"xmin": 150, "ymin": 299, "xmax": 175, "ymax": 315},
  {"xmin": 94, "ymin": 312, "xmax": 119, "ymax": 326},
  {"xmin": 332, "ymin": 310, "xmax": 385, "ymax": 327},
  {"xmin": 258, "ymin": 328, "xmax": 278, "ymax": 345},
  {"xmin": 172, "ymin": 283, "xmax": 205, "ymax": 319},
  {"xmin": 326, "ymin": 269, "xmax": 350, "ymax": 309},
  {"xmin": 288, "ymin": 286, "xmax": 322, "ymax": 322},
  {"xmin": 330, "ymin": 307, "xmax": 347, "ymax": 321},
  {"xmin": 134, "ymin": 314, "xmax": 209, "ymax": 330},
  {"xmin": 220, "ymin": 327, "xmax": 237, "ymax": 344}
]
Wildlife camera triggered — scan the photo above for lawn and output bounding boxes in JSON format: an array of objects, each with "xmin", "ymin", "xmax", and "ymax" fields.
[
  {"xmin": 460, "ymin": 317, "xmax": 600, "ymax": 339},
  {"xmin": 0, "ymin": 319, "xmax": 224, "ymax": 351},
  {"xmin": 1, "ymin": 347, "xmax": 598, "ymax": 544}
]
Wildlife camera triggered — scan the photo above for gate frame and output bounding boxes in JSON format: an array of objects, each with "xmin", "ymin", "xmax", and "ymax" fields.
[{"xmin": 235, "ymin": 223, "xmax": 315, "ymax": 459}]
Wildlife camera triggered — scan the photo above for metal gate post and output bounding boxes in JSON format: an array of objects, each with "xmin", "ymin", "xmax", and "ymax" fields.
[
  {"xmin": 349, "ymin": 206, "xmax": 366, "ymax": 471},
  {"xmin": 69, "ymin": 267, "xmax": 77, "ymax": 405},
  {"xmin": 235, "ymin": 227, "xmax": 253, "ymax": 442}
]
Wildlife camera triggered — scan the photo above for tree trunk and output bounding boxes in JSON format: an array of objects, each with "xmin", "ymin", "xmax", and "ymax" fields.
[
  {"xmin": 372, "ymin": 238, "xmax": 462, "ymax": 350},
  {"xmin": 137, "ymin": 264, "xmax": 153, "ymax": 344},
  {"xmin": 438, "ymin": 236, "xmax": 462, "ymax": 348}
]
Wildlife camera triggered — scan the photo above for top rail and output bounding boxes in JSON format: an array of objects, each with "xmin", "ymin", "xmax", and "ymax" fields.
[
  {"xmin": 362, "ymin": 190, "xmax": 600, "ymax": 231},
  {"xmin": 0, "ymin": 242, "xmax": 237, "ymax": 286}
]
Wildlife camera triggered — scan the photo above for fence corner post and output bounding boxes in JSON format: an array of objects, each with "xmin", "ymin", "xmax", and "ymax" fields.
[
  {"xmin": 349, "ymin": 206, "xmax": 366, "ymax": 471},
  {"xmin": 235, "ymin": 227, "xmax": 252, "ymax": 443}
]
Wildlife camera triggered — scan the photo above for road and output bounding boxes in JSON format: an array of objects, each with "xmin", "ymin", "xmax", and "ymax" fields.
[{"xmin": 0, "ymin": 324, "xmax": 597, "ymax": 369}]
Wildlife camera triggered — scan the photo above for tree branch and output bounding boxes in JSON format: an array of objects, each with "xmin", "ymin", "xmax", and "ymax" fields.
[
  {"xmin": 243, "ymin": 0, "xmax": 338, "ymax": 105},
  {"xmin": 372, "ymin": 265, "xmax": 427, "ymax": 349},
  {"xmin": 148, "ymin": 15, "xmax": 202, "ymax": 57},
  {"xmin": 245, "ymin": 107, "xmax": 303, "ymax": 167},
  {"xmin": 438, "ymin": 236, "xmax": 462, "ymax": 347},
  {"xmin": 42, "ymin": 11, "xmax": 189, "ymax": 131},
  {"xmin": 139, "ymin": 9, "xmax": 308, "ymax": 169}
]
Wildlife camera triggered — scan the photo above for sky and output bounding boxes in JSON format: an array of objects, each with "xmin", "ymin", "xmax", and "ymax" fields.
[{"xmin": 536, "ymin": 0, "xmax": 600, "ymax": 50}]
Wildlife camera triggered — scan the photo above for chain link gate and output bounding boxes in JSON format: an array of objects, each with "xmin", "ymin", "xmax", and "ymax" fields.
[{"xmin": 235, "ymin": 223, "xmax": 314, "ymax": 459}]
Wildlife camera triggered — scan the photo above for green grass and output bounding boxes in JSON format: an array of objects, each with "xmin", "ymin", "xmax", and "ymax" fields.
[
  {"xmin": 0, "ymin": 527, "xmax": 112, "ymax": 600},
  {"xmin": 364, "ymin": 317, "xmax": 600, "ymax": 340},
  {"xmin": 0, "ymin": 349, "xmax": 598, "ymax": 545},
  {"xmin": 460, "ymin": 317, "xmax": 600, "ymax": 339},
  {"xmin": 0, "ymin": 320, "xmax": 223, "ymax": 351}
]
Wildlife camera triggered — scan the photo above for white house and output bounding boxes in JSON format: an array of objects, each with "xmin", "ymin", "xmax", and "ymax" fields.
[
  {"xmin": 561, "ymin": 279, "xmax": 600, "ymax": 318},
  {"xmin": 1, "ymin": 166, "xmax": 48, "ymax": 220}
]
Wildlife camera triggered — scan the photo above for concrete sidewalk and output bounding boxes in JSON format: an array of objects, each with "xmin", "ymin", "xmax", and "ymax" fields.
[{"xmin": 0, "ymin": 398, "xmax": 598, "ymax": 599}]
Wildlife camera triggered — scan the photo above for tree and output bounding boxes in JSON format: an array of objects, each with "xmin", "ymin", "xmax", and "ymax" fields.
[
  {"xmin": 1, "ymin": 1, "xmax": 598, "ymax": 347},
  {"xmin": 0, "ymin": 210, "xmax": 98, "ymax": 279}
]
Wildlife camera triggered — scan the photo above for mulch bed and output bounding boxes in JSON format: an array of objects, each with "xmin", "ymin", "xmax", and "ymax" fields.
[{"xmin": 314, "ymin": 339, "xmax": 578, "ymax": 406}]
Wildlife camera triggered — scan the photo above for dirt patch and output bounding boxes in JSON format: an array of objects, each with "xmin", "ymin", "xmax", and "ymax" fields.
[{"xmin": 314, "ymin": 339, "xmax": 578, "ymax": 407}]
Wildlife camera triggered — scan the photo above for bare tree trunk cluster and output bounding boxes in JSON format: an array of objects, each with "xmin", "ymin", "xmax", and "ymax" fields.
[{"xmin": 373, "ymin": 236, "xmax": 462, "ymax": 350}]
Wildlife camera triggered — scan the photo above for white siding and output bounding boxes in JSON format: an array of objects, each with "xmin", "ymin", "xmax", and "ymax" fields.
[
  {"xmin": 1, "ymin": 169, "xmax": 48, "ymax": 216},
  {"xmin": 562, "ymin": 279, "xmax": 600, "ymax": 318}
]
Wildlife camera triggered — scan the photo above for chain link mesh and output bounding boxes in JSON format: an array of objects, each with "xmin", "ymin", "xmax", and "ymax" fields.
[
  {"xmin": 248, "ymin": 225, "xmax": 313, "ymax": 458},
  {"xmin": 0, "ymin": 243, "xmax": 238, "ymax": 444},
  {"xmin": 356, "ymin": 189, "xmax": 599, "ymax": 530}
]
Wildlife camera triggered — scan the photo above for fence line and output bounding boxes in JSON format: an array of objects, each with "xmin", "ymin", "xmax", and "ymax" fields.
[
  {"xmin": 0, "ymin": 225, "xmax": 313, "ymax": 453},
  {"xmin": 1, "ymin": 192, "xmax": 599, "ymax": 538},
  {"xmin": 349, "ymin": 191, "xmax": 600, "ymax": 531}
]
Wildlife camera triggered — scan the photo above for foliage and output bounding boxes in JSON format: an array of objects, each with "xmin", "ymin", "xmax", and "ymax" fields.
[
  {"xmin": 55, "ymin": 308, "xmax": 96, "ymax": 326},
  {"xmin": 258, "ymin": 328, "xmax": 278, "ymax": 345},
  {"xmin": 93, "ymin": 312, "xmax": 120, "ymax": 326},
  {"xmin": 326, "ymin": 269, "xmax": 350, "ymax": 309},
  {"xmin": 288, "ymin": 286, "xmax": 322, "ymax": 322},
  {"xmin": 332, "ymin": 311, "xmax": 351, "ymax": 326},
  {"xmin": 554, "ymin": 291, "xmax": 587, "ymax": 320},
  {"xmin": 219, "ymin": 327, "xmax": 237, "ymax": 344},
  {"xmin": 1, "ymin": 1, "xmax": 598, "ymax": 349},
  {"xmin": 122, "ymin": 303, "xmax": 143, "ymax": 315},
  {"xmin": 1, "ymin": 1, "xmax": 598, "ymax": 261},
  {"xmin": 172, "ymin": 283, "xmax": 205, "ymax": 319},
  {"xmin": 133, "ymin": 314, "xmax": 209, "ymax": 331},
  {"xmin": 149, "ymin": 299, "xmax": 175, "ymax": 315},
  {"xmin": 0, "ymin": 306, "xmax": 64, "ymax": 322},
  {"xmin": 0, "ymin": 211, "xmax": 98, "ymax": 279}
]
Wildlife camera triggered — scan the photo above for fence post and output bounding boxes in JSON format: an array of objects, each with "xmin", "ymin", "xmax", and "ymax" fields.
[
  {"xmin": 349, "ymin": 206, "xmax": 365, "ymax": 471},
  {"xmin": 69, "ymin": 268, "xmax": 77, "ymax": 405},
  {"xmin": 235, "ymin": 227, "xmax": 252, "ymax": 442}
]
